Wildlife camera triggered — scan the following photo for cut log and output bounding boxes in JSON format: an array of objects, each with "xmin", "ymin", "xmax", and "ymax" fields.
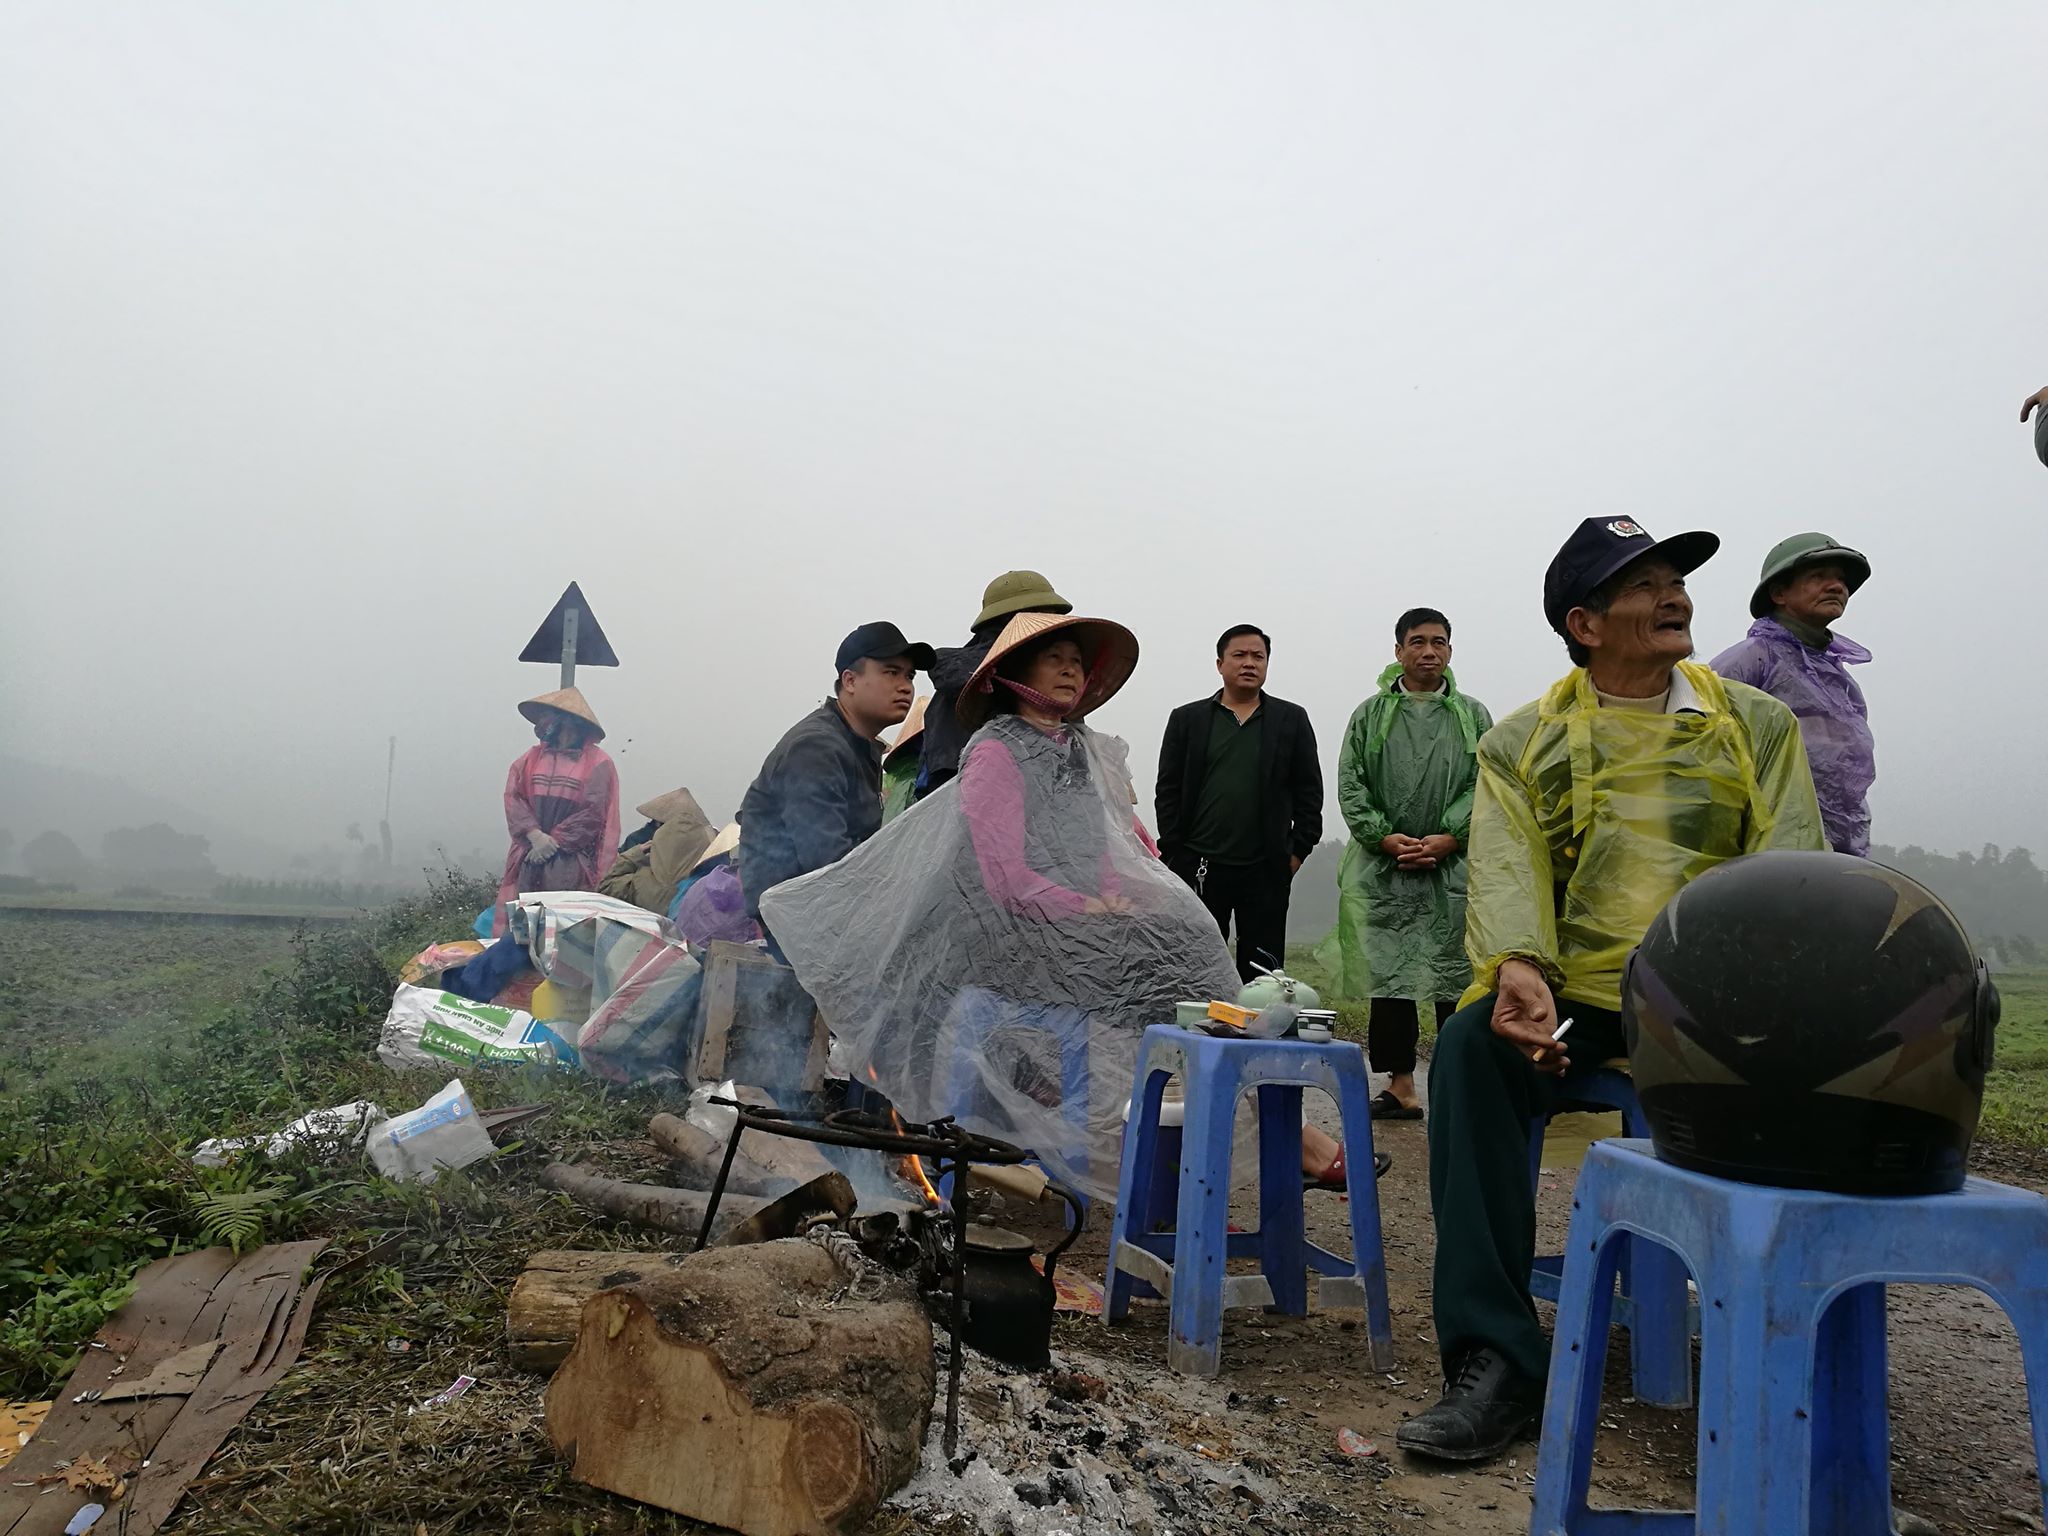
[
  {"xmin": 507, "ymin": 1249, "xmax": 686, "ymax": 1370},
  {"xmin": 546, "ymin": 1239, "xmax": 934, "ymax": 1536},
  {"xmin": 649, "ymin": 1111, "xmax": 793, "ymax": 1197},
  {"xmin": 541, "ymin": 1163, "xmax": 763, "ymax": 1239}
]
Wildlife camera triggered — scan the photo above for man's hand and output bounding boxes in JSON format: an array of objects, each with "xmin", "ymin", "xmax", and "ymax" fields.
[
  {"xmin": 1413, "ymin": 833, "xmax": 1458, "ymax": 863},
  {"xmin": 1491, "ymin": 958, "xmax": 1567, "ymax": 1075},
  {"xmin": 1380, "ymin": 833, "xmax": 1423, "ymax": 861},
  {"xmin": 1288, "ymin": 853, "xmax": 1303, "ymax": 876},
  {"xmin": 2024, "ymin": 386, "xmax": 2048, "ymax": 424}
]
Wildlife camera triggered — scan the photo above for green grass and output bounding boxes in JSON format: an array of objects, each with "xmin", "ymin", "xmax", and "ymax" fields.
[
  {"xmin": 0, "ymin": 874, "xmax": 724, "ymax": 1532},
  {"xmin": 1283, "ymin": 943, "xmax": 1442, "ymax": 1055},
  {"xmin": 1979, "ymin": 966, "xmax": 2048, "ymax": 1146}
]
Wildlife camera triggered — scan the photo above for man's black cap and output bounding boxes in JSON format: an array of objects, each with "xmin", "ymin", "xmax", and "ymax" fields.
[
  {"xmin": 835, "ymin": 621, "xmax": 937, "ymax": 675},
  {"xmin": 1542, "ymin": 518, "xmax": 1720, "ymax": 637}
]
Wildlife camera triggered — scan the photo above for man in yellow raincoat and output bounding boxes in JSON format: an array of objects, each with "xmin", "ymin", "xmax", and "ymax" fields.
[
  {"xmin": 1396, "ymin": 517, "xmax": 1823, "ymax": 1464},
  {"xmin": 1320, "ymin": 608, "xmax": 1492, "ymax": 1119}
]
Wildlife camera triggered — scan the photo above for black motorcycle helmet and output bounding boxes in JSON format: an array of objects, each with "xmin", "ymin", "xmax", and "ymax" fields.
[{"xmin": 1623, "ymin": 851, "xmax": 1999, "ymax": 1196}]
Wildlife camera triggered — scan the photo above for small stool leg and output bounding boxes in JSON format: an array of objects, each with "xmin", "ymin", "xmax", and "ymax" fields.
[
  {"xmin": 1166, "ymin": 1065, "xmax": 1238, "ymax": 1377},
  {"xmin": 1623, "ymin": 1233, "xmax": 1695, "ymax": 1408},
  {"xmin": 1529, "ymin": 1225, "xmax": 1627, "ymax": 1534},
  {"xmin": 1331, "ymin": 1057, "xmax": 1395, "ymax": 1371},
  {"xmin": 1256, "ymin": 1084, "xmax": 1309, "ymax": 1316},
  {"xmin": 1693, "ymin": 1282, "xmax": 1817, "ymax": 1536},
  {"xmin": 1809, "ymin": 1282, "xmax": 1892, "ymax": 1532},
  {"xmin": 1107, "ymin": 1058, "xmax": 1169, "ymax": 1325},
  {"xmin": 1994, "ymin": 1286, "xmax": 2048, "ymax": 1532}
]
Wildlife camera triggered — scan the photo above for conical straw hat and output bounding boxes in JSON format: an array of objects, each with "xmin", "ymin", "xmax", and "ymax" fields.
[
  {"xmin": 635, "ymin": 785, "xmax": 709, "ymax": 826},
  {"xmin": 957, "ymin": 613, "xmax": 1139, "ymax": 727},
  {"xmin": 884, "ymin": 695, "xmax": 932, "ymax": 765},
  {"xmin": 518, "ymin": 686, "xmax": 605, "ymax": 741}
]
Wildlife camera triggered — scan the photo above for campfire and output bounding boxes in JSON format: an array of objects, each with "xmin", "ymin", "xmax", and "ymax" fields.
[
  {"xmin": 527, "ymin": 1094, "xmax": 1089, "ymax": 1536},
  {"xmin": 688, "ymin": 1098, "xmax": 1085, "ymax": 1451}
]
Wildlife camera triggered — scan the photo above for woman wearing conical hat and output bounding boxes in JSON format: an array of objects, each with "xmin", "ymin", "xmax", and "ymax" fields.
[{"xmin": 492, "ymin": 686, "xmax": 621, "ymax": 932}]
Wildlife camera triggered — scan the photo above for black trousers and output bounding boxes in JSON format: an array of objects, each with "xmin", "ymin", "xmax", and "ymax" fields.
[
  {"xmin": 1367, "ymin": 996, "xmax": 1457, "ymax": 1078},
  {"xmin": 1169, "ymin": 853, "xmax": 1292, "ymax": 983},
  {"xmin": 1426, "ymin": 993, "xmax": 1629, "ymax": 1382}
]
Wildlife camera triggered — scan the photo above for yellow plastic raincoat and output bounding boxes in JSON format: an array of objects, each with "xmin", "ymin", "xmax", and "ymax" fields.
[
  {"xmin": 1464, "ymin": 661, "xmax": 1824, "ymax": 1013},
  {"xmin": 1317, "ymin": 665, "xmax": 1493, "ymax": 1002}
]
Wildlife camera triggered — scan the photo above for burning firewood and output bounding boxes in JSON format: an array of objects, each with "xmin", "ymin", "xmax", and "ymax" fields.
[{"xmin": 545, "ymin": 1237, "xmax": 935, "ymax": 1536}]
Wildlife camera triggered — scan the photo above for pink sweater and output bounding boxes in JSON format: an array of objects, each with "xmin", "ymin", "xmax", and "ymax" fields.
[{"xmin": 959, "ymin": 737, "xmax": 1153, "ymax": 919}]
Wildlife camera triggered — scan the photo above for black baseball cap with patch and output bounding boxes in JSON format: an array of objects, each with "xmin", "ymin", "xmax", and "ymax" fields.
[
  {"xmin": 834, "ymin": 621, "xmax": 937, "ymax": 675},
  {"xmin": 1542, "ymin": 517, "xmax": 1720, "ymax": 637}
]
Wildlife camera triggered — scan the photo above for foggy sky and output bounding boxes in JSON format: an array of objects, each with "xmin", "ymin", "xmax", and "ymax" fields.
[{"xmin": 5, "ymin": 3, "xmax": 2046, "ymax": 871}]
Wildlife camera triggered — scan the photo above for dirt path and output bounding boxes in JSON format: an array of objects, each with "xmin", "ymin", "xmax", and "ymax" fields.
[{"xmin": 1011, "ymin": 1083, "xmax": 2048, "ymax": 1536}]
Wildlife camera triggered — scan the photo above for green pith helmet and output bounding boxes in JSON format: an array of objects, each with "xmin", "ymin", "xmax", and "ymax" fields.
[
  {"xmin": 1751, "ymin": 532, "xmax": 1872, "ymax": 618},
  {"xmin": 974, "ymin": 570, "xmax": 1073, "ymax": 629}
]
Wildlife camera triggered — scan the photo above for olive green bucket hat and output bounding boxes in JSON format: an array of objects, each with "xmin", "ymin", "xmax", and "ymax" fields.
[
  {"xmin": 974, "ymin": 569, "xmax": 1073, "ymax": 629},
  {"xmin": 1750, "ymin": 532, "xmax": 1871, "ymax": 618}
]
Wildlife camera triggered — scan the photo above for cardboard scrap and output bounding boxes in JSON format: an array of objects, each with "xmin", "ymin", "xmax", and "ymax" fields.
[
  {"xmin": 0, "ymin": 1404, "xmax": 50, "ymax": 1472},
  {"xmin": 0, "ymin": 1241, "xmax": 327, "ymax": 1536}
]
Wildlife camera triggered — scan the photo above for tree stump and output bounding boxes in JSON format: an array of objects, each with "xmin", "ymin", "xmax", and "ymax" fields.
[{"xmin": 545, "ymin": 1238, "xmax": 935, "ymax": 1536}]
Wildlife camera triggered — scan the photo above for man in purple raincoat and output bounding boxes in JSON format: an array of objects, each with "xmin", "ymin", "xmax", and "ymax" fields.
[{"xmin": 1711, "ymin": 533, "xmax": 1875, "ymax": 856}]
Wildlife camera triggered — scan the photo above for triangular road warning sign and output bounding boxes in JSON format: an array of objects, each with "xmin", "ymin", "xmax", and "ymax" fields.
[{"xmin": 519, "ymin": 581, "xmax": 619, "ymax": 667}]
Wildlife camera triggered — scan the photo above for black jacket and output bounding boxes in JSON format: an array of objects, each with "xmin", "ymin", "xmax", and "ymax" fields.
[
  {"xmin": 913, "ymin": 620, "xmax": 1005, "ymax": 799},
  {"xmin": 738, "ymin": 700, "xmax": 884, "ymax": 919},
  {"xmin": 1154, "ymin": 692, "xmax": 1323, "ymax": 866}
]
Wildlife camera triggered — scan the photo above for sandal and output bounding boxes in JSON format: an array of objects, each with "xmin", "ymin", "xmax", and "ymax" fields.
[
  {"xmin": 1305, "ymin": 1148, "xmax": 1394, "ymax": 1190},
  {"xmin": 1370, "ymin": 1089, "xmax": 1424, "ymax": 1122}
]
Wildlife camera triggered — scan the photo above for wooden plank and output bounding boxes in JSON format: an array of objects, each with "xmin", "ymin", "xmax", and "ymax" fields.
[{"xmin": 694, "ymin": 940, "xmax": 747, "ymax": 1081}]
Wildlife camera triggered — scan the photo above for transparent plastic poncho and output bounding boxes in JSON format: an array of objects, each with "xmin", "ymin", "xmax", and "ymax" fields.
[{"xmin": 762, "ymin": 713, "xmax": 1241, "ymax": 1202}]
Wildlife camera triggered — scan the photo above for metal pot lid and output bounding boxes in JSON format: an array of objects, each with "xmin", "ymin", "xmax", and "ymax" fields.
[{"xmin": 962, "ymin": 1223, "xmax": 1035, "ymax": 1256}]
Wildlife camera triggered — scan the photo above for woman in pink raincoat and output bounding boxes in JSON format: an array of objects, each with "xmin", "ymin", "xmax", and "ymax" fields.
[{"xmin": 493, "ymin": 687, "xmax": 621, "ymax": 932}]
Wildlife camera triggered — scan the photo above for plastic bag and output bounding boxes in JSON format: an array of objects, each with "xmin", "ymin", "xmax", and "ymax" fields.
[
  {"xmin": 367, "ymin": 1079, "xmax": 496, "ymax": 1183},
  {"xmin": 376, "ymin": 983, "xmax": 560, "ymax": 1071},
  {"xmin": 191, "ymin": 1100, "xmax": 385, "ymax": 1168}
]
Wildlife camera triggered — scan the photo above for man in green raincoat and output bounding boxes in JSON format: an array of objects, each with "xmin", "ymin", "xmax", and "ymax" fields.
[
  {"xmin": 1395, "ymin": 516, "xmax": 1823, "ymax": 1466},
  {"xmin": 1320, "ymin": 608, "xmax": 1492, "ymax": 1119}
]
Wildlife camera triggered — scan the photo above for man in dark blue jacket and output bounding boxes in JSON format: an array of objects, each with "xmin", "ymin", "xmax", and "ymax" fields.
[{"xmin": 740, "ymin": 622, "xmax": 934, "ymax": 938}]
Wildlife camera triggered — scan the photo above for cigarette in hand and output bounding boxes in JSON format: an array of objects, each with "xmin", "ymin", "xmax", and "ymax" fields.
[{"xmin": 1535, "ymin": 1016, "xmax": 1573, "ymax": 1064}]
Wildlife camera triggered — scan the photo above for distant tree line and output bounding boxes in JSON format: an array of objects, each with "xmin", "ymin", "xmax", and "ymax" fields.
[{"xmin": 1873, "ymin": 844, "xmax": 2048, "ymax": 966}]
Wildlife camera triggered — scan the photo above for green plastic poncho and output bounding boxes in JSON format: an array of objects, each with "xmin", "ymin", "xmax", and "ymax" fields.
[
  {"xmin": 1463, "ymin": 660, "xmax": 1824, "ymax": 1013},
  {"xmin": 1317, "ymin": 665, "xmax": 1493, "ymax": 1002},
  {"xmin": 881, "ymin": 753, "xmax": 917, "ymax": 823}
]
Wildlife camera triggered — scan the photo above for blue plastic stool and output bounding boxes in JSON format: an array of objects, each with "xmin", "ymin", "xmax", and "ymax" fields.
[
  {"xmin": 1532, "ymin": 1139, "xmax": 2048, "ymax": 1535},
  {"xmin": 1528, "ymin": 1062, "xmax": 1695, "ymax": 1408},
  {"xmin": 1105, "ymin": 1025, "xmax": 1394, "ymax": 1377}
]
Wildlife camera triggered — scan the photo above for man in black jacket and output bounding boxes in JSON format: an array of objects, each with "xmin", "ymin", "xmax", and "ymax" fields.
[
  {"xmin": 1155, "ymin": 624, "xmax": 1324, "ymax": 981},
  {"xmin": 739, "ymin": 622, "xmax": 935, "ymax": 936}
]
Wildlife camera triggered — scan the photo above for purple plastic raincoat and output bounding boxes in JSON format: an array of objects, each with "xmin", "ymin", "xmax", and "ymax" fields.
[{"xmin": 1710, "ymin": 617, "xmax": 1874, "ymax": 856}]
